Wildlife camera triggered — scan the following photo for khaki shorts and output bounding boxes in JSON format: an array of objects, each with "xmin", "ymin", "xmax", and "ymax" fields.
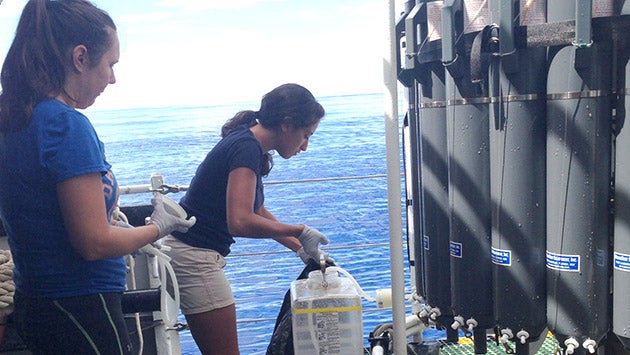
[{"xmin": 162, "ymin": 235, "xmax": 234, "ymax": 315}]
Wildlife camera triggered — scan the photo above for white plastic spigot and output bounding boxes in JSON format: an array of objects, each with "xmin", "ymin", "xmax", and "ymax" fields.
[
  {"xmin": 451, "ymin": 315, "xmax": 465, "ymax": 330},
  {"xmin": 408, "ymin": 291, "xmax": 423, "ymax": 304},
  {"xmin": 516, "ymin": 330, "xmax": 530, "ymax": 344},
  {"xmin": 582, "ymin": 338, "xmax": 597, "ymax": 354},
  {"xmin": 466, "ymin": 318, "xmax": 478, "ymax": 333},
  {"xmin": 429, "ymin": 307, "xmax": 441, "ymax": 321},
  {"xmin": 564, "ymin": 337, "xmax": 580, "ymax": 354},
  {"xmin": 409, "ymin": 292, "xmax": 423, "ymax": 314},
  {"xmin": 500, "ymin": 328, "xmax": 513, "ymax": 344},
  {"xmin": 419, "ymin": 306, "xmax": 430, "ymax": 319}
]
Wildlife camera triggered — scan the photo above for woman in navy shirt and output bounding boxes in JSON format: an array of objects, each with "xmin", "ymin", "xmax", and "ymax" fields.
[{"xmin": 164, "ymin": 83, "xmax": 330, "ymax": 354}]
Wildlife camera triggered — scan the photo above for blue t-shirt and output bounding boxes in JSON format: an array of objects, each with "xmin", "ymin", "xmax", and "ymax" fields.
[
  {"xmin": 0, "ymin": 99, "xmax": 126, "ymax": 297},
  {"xmin": 173, "ymin": 124, "xmax": 265, "ymax": 256}
]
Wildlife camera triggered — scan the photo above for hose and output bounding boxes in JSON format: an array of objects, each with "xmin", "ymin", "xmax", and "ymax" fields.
[
  {"xmin": 114, "ymin": 207, "xmax": 180, "ymax": 323},
  {"xmin": 0, "ymin": 249, "xmax": 14, "ymax": 319},
  {"xmin": 114, "ymin": 207, "xmax": 144, "ymax": 355},
  {"xmin": 325, "ymin": 266, "xmax": 376, "ymax": 302},
  {"xmin": 139, "ymin": 243, "xmax": 180, "ymax": 326}
]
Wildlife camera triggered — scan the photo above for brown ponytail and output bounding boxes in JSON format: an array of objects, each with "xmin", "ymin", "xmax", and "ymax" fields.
[{"xmin": 221, "ymin": 110, "xmax": 257, "ymax": 138}]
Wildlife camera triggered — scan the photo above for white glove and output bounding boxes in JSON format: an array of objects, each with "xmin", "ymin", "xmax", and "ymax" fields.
[
  {"xmin": 297, "ymin": 225, "xmax": 329, "ymax": 261},
  {"xmin": 296, "ymin": 247, "xmax": 335, "ymax": 264},
  {"xmin": 148, "ymin": 194, "xmax": 196, "ymax": 238}
]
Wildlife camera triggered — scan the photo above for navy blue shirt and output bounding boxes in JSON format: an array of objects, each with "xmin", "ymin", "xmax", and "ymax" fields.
[{"xmin": 173, "ymin": 125, "xmax": 265, "ymax": 256}]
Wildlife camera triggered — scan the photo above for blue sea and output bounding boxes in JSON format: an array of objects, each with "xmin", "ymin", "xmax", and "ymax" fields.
[{"xmin": 88, "ymin": 93, "xmax": 421, "ymax": 354}]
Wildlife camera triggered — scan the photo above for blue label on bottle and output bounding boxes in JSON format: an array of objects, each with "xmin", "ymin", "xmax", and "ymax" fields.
[
  {"xmin": 546, "ymin": 251, "xmax": 580, "ymax": 272},
  {"xmin": 450, "ymin": 241, "xmax": 462, "ymax": 258},
  {"xmin": 491, "ymin": 247, "xmax": 511, "ymax": 266},
  {"xmin": 423, "ymin": 235, "xmax": 430, "ymax": 250},
  {"xmin": 614, "ymin": 252, "xmax": 630, "ymax": 272}
]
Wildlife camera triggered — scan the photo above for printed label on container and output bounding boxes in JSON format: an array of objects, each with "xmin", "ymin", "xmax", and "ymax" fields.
[
  {"xmin": 491, "ymin": 247, "xmax": 512, "ymax": 266},
  {"xmin": 546, "ymin": 251, "xmax": 580, "ymax": 272},
  {"xmin": 423, "ymin": 235, "xmax": 430, "ymax": 250},
  {"xmin": 593, "ymin": 0, "xmax": 614, "ymax": 18},
  {"xmin": 463, "ymin": 0, "xmax": 489, "ymax": 33},
  {"xmin": 520, "ymin": 0, "xmax": 547, "ymax": 25},
  {"xmin": 427, "ymin": 1, "xmax": 443, "ymax": 42},
  {"xmin": 315, "ymin": 312, "xmax": 341, "ymax": 353},
  {"xmin": 450, "ymin": 241, "xmax": 462, "ymax": 258},
  {"xmin": 614, "ymin": 252, "xmax": 630, "ymax": 272}
]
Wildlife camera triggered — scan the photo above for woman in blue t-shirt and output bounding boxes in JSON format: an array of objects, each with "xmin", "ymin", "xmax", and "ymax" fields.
[
  {"xmin": 163, "ymin": 83, "xmax": 331, "ymax": 354},
  {"xmin": 0, "ymin": 1, "xmax": 195, "ymax": 353}
]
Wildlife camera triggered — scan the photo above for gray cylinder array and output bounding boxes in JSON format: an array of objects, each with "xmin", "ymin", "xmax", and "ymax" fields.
[
  {"xmin": 546, "ymin": 45, "xmax": 612, "ymax": 354},
  {"xmin": 398, "ymin": 0, "xmax": 459, "ymax": 342},
  {"xmin": 397, "ymin": 0, "xmax": 630, "ymax": 354},
  {"xmin": 418, "ymin": 63, "xmax": 453, "ymax": 335},
  {"xmin": 488, "ymin": 4, "xmax": 548, "ymax": 353}
]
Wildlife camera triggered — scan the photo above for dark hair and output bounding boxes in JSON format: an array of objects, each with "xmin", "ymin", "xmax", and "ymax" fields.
[
  {"xmin": 221, "ymin": 83, "xmax": 325, "ymax": 176},
  {"xmin": 0, "ymin": 0, "xmax": 116, "ymax": 132}
]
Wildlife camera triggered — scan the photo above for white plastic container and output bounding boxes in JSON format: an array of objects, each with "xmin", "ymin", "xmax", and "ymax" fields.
[{"xmin": 291, "ymin": 270, "xmax": 364, "ymax": 354}]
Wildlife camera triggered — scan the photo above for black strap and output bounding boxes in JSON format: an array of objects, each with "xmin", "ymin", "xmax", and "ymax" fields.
[{"xmin": 470, "ymin": 24, "xmax": 498, "ymax": 84}]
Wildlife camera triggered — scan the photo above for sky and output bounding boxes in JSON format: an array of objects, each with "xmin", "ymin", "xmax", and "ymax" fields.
[{"xmin": 0, "ymin": 0, "xmax": 391, "ymax": 110}]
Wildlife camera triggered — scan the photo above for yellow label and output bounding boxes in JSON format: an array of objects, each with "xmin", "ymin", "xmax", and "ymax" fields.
[{"xmin": 292, "ymin": 305, "xmax": 362, "ymax": 314}]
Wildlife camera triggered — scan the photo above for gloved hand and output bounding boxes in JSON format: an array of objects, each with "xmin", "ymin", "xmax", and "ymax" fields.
[
  {"xmin": 297, "ymin": 225, "xmax": 329, "ymax": 261},
  {"xmin": 149, "ymin": 194, "xmax": 196, "ymax": 238},
  {"xmin": 296, "ymin": 247, "xmax": 335, "ymax": 264}
]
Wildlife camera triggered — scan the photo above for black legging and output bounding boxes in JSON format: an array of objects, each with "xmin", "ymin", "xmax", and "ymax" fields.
[{"xmin": 13, "ymin": 292, "xmax": 133, "ymax": 355}]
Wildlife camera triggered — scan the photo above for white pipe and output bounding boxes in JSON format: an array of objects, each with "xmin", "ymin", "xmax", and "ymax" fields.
[
  {"xmin": 384, "ymin": 0, "xmax": 407, "ymax": 354},
  {"xmin": 119, "ymin": 184, "xmax": 154, "ymax": 195},
  {"xmin": 405, "ymin": 314, "xmax": 421, "ymax": 328},
  {"xmin": 405, "ymin": 324, "xmax": 425, "ymax": 338},
  {"xmin": 119, "ymin": 175, "xmax": 387, "ymax": 195}
]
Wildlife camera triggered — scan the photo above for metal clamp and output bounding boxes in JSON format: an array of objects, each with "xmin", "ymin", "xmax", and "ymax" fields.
[{"xmin": 320, "ymin": 253, "xmax": 328, "ymax": 288}]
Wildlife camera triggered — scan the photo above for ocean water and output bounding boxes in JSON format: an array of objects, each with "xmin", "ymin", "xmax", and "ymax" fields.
[{"xmin": 88, "ymin": 93, "xmax": 416, "ymax": 354}]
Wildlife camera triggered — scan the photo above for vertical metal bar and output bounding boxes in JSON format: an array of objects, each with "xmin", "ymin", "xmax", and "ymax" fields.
[
  {"xmin": 405, "ymin": 4, "xmax": 423, "ymax": 70},
  {"xmin": 500, "ymin": 0, "xmax": 515, "ymax": 54},
  {"xmin": 574, "ymin": 0, "xmax": 593, "ymax": 47},
  {"xmin": 441, "ymin": 0, "xmax": 457, "ymax": 64},
  {"xmin": 385, "ymin": 0, "xmax": 407, "ymax": 353}
]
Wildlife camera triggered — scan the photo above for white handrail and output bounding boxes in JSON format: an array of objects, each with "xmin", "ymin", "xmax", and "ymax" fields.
[
  {"xmin": 384, "ymin": 0, "xmax": 408, "ymax": 354},
  {"xmin": 118, "ymin": 174, "xmax": 389, "ymax": 195}
]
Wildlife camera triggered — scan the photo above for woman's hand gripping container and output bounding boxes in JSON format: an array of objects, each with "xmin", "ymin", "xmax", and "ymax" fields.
[{"xmin": 290, "ymin": 269, "xmax": 364, "ymax": 354}]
